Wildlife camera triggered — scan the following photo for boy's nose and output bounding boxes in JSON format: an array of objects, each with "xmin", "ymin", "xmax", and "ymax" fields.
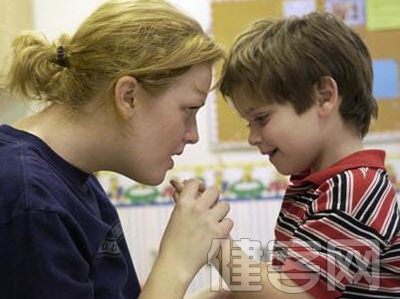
[{"xmin": 248, "ymin": 128, "xmax": 261, "ymax": 146}]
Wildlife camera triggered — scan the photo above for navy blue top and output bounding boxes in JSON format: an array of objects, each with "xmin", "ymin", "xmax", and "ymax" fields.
[{"xmin": 0, "ymin": 125, "xmax": 141, "ymax": 299}]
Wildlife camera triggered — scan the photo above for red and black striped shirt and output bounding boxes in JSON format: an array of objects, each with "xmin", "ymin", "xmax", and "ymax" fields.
[{"xmin": 272, "ymin": 150, "xmax": 400, "ymax": 298}]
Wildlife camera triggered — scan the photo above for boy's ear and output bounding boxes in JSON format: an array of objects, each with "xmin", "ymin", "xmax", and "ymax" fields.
[
  {"xmin": 315, "ymin": 76, "xmax": 339, "ymax": 118},
  {"xmin": 114, "ymin": 76, "xmax": 139, "ymax": 119}
]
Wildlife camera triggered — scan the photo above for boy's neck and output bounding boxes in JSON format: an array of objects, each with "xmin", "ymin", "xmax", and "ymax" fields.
[{"xmin": 311, "ymin": 128, "xmax": 363, "ymax": 173}]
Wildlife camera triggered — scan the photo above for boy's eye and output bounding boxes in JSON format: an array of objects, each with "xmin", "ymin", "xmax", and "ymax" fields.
[
  {"xmin": 254, "ymin": 114, "xmax": 268, "ymax": 123},
  {"xmin": 247, "ymin": 114, "xmax": 269, "ymax": 128},
  {"xmin": 254, "ymin": 114, "xmax": 269, "ymax": 124}
]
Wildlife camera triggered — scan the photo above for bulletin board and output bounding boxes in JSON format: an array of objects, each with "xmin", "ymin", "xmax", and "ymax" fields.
[{"xmin": 210, "ymin": 0, "xmax": 400, "ymax": 149}]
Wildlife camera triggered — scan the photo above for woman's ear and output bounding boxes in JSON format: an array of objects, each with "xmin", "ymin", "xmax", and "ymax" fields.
[
  {"xmin": 315, "ymin": 76, "xmax": 339, "ymax": 118},
  {"xmin": 114, "ymin": 76, "xmax": 139, "ymax": 119}
]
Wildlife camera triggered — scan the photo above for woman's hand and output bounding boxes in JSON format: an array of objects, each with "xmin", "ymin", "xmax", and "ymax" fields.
[{"xmin": 157, "ymin": 179, "xmax": 234, "ymax": 282}]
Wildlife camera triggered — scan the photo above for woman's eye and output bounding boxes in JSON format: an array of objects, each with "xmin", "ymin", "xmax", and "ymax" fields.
[{"xmin": 185, "ymin": 107, "xmax": 200, "ymax": 115}]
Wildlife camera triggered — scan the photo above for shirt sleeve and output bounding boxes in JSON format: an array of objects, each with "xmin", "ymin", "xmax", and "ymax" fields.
[
  {"xmin": 281, "ymin": 172, "xmax": 397, "ymax": 298},
  {"xmin": 1, "ymin": 209, "xmax": 95, "ymax": 299},
  {"xmin": 280, "ymin": 212, "xmax": 382, "ymax": 298}
]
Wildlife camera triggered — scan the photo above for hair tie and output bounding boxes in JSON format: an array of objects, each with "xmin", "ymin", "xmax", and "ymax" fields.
[{"xmin": 56, "ymin": 46, "xmax": 69, "ymax": 67}]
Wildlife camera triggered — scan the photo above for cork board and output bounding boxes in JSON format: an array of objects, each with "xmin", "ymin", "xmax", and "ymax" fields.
[{"xmin": 211, "ymin": 0, "xmax": 400, "ymax": 149}]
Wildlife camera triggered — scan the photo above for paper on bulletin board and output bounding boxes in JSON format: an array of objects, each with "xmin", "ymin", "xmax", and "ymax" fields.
[
  {"xmin": 283, "ymin": 0, "xmax": 316, "ymax": 17},
  {"xmin": 324, "ymin": 0, "xmax": 365, "ymax": 27},
  {"xmin": 372, "ymin": 59, "xmax": 399, "ymax": 100},
  {"xmin": 366, "ymin": 0, "xmax": 400, "ymax": 31}
]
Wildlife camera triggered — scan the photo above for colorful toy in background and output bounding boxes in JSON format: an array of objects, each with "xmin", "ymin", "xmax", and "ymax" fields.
[
  {"xmin": 267, "ymin": 173, "xmax": 288, "ymax": 195},
  {"xmin": 214, "ymin": 164, "xmax": 229, "ymax": 197},
  {"xmin": 97, "ymin": 162, "xmax": 288, "ymax": 205},
  {"xmin": 229, "ymin": 164, "xmax": 265, "ymax": 199},
  {"xmin": 98, "ymin": 174, "xmax": 166, "ymax": 205},
  {"xmin": 124, "ymin": 184, "xmax": 160, "ymax": 205},
  {"xmin": 98, "ymin": 159, "xmax": 400, "ymax": 206},
  {"xmin": 194, "ymin": 166, "xmax": 206, "ymax": 185}
]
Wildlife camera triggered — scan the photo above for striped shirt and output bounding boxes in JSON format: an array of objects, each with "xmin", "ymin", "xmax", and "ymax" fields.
[{"xmin": 272, "ymin": 150, "xmax": 400, "ymax": 298}]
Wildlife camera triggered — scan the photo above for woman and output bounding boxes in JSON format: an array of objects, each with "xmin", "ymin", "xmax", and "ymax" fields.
[{"xmin": 0, "ymin": 0, "xmax": 233, "ymax": 298}]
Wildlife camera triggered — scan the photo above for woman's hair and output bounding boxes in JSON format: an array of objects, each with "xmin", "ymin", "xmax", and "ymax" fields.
[
  {"xmin": 6, "ymin": 0, "xmax": 224, "ymax": 107},
  {"xmin": 219, "ymin": 12, "xmax": 377, "ymax": 137}
]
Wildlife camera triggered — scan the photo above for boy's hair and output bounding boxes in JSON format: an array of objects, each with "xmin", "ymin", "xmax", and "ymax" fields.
[
  {"xmin": 219, "ymin": 12, "xmax": 377, "ymax": 137},
  {"xmin": 6, "ymin": 0, "xmax": 224, "ymax": 108}
]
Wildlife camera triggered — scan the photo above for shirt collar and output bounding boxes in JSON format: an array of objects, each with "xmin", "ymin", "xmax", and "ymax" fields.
[{"xmin": 290, "ymin": 149, "xmax": 386, "ymax": 187}]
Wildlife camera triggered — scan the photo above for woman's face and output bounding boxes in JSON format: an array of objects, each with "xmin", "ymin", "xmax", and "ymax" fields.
[{"xmin": 118, "ymin": 63, "xmax": 212, "ymax": 185}]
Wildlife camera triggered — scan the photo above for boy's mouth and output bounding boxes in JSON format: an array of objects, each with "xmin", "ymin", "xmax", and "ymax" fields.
[{"xmin": 263, "ymin": 148, "xmax": 278, "ymax": 157}]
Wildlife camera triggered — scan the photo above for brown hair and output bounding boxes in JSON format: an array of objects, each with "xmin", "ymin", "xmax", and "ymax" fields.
[
  {"xmin": 6, "ymin": 0, "xmax": 224, "ymax": 108},
  {"xmin": 219, "ymin": 12, "xmax": 377, "ymax": 137}
]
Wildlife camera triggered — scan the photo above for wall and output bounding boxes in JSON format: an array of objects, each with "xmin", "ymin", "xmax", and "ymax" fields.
[
  {"xmin": 0, "ymin": 0, "xmax": 33, "ymax": 79},
  {"xmin": 0, "ymin": 0, "xmax": 33, "ymax": 124}
]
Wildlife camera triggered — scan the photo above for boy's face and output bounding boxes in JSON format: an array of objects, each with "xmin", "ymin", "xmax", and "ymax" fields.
[{"xmin": 233, "ymin": 87, "xmax": 327, "ymax": 175}]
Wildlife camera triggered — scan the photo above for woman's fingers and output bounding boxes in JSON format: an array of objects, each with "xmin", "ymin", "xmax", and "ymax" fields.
[
  {"xmin": 207, "ymin": 201, "xmax": 233, "ymax": 236},
  {"xmin": 169, "ymin": 178, "xmax": 233, "ymax": 236},
  {"xmin": 170, "ymin": 178, "xmax": 206, "ymax": 203},
  {"xmin": 197, "ymin": 186, "xmax": 220, "ymax": 209},
  {"xmin": 171, "ymin": 179, "xmax": 228, "ymax": 212},
  {"xmin": 219, "ymin": 217, "xmax": 234, "ymax": 236},
  {"xmin": 177, "ymin": 179, "xmax": 204, "ymax": 204},
  {"xmin": 209, "ymin": 201, "xmax": 230, "ymax": 222},
  {"xmin": 170, "ymin": 179, "xmax": 184, "ymax": 193}
]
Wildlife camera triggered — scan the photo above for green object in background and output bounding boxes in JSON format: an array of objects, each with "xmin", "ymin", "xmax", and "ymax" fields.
[
  {"xmin": 230, "ymin": 179, "xmax": 265, "ymax": 199},
  {"xmin": 124, "ymin": 185, "xmax": 160, "ymax": 204}
]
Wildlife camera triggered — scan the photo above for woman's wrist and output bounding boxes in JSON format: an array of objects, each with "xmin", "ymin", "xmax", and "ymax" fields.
[{"xmin": 154, "ymin": 253, "xmax": 196, "ymax": 286}]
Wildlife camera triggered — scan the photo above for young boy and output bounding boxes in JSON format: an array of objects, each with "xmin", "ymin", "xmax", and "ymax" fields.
[{"xmin": 217, "ymin": 12, "xmax": 400, "ymax": 299}]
